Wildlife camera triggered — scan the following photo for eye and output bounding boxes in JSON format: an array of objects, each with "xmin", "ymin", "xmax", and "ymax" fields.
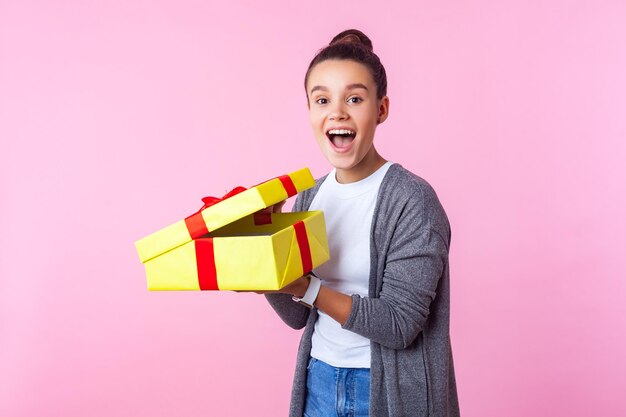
[
  {"xmin": 315, "ymin": 97, "xmax": 328, "ymax": 105},
  {"xmin": 347, "ymin": 96, "xmax": 362, "ymax": 104}
]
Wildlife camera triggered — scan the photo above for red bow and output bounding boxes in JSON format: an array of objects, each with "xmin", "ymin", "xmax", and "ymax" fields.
[
  {"xmin": 184, "ymin": 186, "xmax": 247, "ymax": 239},
  {"xmin": 198, "ymin": 186, "xmax": 247, "ymax": 211}
]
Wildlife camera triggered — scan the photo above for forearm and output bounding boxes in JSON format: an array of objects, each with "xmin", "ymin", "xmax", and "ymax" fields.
[
  {"xmin": 269, "ymin": 271, "xmax": 425, "ymax": 348},
  {"xmin": 312, "ymin": 284, "xmax": 353, "ymax": 326},
  {"xmin": 269, "ymin": 275, "xmax": 352, "ymax": 326},
  {"xmin": 292, "ymin": 276, "xmax": 424, "ymax": 347},
  {"xmin": 342, "ymin": 291, "xmax": 431, "ymax": 349}
]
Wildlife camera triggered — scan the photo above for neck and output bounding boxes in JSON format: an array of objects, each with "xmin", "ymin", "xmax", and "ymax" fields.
[{"xmin": 335, "ymin": 147, "xmax": 387, "ymax": 184}]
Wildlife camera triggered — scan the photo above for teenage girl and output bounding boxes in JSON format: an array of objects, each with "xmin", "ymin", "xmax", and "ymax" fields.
[{"xmin": 263, "ymin": 29, "xmax": 460, "ymax": 417}]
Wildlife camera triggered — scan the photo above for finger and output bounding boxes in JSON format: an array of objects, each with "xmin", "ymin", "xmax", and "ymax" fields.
[{"xmin": 273, "ymin": 200, "xmax": 287, "ymax": 213}]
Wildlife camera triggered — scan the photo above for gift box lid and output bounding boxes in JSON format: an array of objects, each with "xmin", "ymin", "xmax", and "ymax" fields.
[{"xmin": 135, "ymin": 168, "xmax": 315, "ymax": 263}]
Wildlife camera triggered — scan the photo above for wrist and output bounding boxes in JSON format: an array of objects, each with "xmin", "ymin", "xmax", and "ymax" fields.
[
  {"xmin": 291, "ymin": 274, "xmax": 322, "ymax": 308},
  {"xmin": 294, "ymin": 276, "xmax": 310, "ymax": 298}
]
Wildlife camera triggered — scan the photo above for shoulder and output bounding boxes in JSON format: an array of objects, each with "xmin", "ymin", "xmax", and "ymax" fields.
[
  {"xmin": 314, "ymin": 173, "xmax": 330, "ymax": 188},
  {"xmin": 378, "ymin": 163, "xmax": 450, "ymax": 240},
  {"xmin": 381, "ymin": 164, "xmax": 441, "ymax": 207}
]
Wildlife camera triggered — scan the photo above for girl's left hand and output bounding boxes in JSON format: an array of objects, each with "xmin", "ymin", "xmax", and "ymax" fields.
[{"xmin": 256, "ymin": 199, "xmax": 286, "ymax": 215}]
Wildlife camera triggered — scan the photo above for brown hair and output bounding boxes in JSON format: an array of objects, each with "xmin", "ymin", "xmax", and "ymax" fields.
[{"xmin": 304, "ymin": 29, "xmax": 388, "ymax": 100}]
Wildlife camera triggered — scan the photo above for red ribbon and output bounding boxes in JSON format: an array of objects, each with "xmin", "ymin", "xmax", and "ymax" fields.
[
  {"xmin": 195, "ymin": 238, "xmax": 218, "ymax": 291},
  {"xmin": 293, "ymin": 220, "xmax": 313, "ymax": 274},
  {"xmin": 253, "ymin": 212, "xmax": 273, "ymax": 225},
  {"xmin": 277, "ymin": 175, "xmax": 298, "ymax": 197}
]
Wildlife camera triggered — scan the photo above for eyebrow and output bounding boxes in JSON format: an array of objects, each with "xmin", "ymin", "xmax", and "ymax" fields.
[{"xmin": 309, "ymin": 83, "xmax": 369, "ymax": 95}]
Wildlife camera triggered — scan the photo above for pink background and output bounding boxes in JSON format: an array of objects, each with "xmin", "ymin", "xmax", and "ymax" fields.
[{"xmin": 2, "ymin": 1, "xmax": 625, "ymax": 416}]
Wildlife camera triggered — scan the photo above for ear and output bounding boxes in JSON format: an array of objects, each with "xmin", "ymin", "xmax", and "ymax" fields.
[{"xmin": 377, "ymin": 96, "xmax": 390, "ymax": 124}]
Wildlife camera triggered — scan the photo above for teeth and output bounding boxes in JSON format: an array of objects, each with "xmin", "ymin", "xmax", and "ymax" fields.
[{"xmin": 327, "ymin": 129, "xmax": 355, "ymax": 135}]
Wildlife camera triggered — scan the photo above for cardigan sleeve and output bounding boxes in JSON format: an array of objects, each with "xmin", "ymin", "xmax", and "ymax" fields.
[
  {"xmin": 341, "ymin": 190, "xmax": 450, "ymax": 349},
  {"xmin": 264, "ymin": 193, "xmax": 311, "ymax": 330}
]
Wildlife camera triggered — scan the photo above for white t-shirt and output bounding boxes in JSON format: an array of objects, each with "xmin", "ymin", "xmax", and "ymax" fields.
[{"xmin": 309, "ymin": 161, "xmax": 393, "ymax": 368}]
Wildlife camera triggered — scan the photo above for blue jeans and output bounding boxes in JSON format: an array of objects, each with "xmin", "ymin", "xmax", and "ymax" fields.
[{"xmin": 304, "ymin": 357, "xmax": 371, "ymax": 417}]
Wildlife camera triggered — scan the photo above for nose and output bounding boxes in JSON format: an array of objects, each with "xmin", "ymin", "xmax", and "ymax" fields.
[{"xmin": 328, "ymin": 102, "xmax": 348, "ymax": 121}]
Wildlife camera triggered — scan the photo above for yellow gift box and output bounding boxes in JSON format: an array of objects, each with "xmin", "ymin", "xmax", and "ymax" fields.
[{"xmin": 135, "ymin": 168, "xmax": 330, "ymax": 291}]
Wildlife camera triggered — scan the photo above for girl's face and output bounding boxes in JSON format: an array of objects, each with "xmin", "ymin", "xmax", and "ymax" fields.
[{"xmin": 306, "ymin": 59, "xmax": 389, "ymax": 183}]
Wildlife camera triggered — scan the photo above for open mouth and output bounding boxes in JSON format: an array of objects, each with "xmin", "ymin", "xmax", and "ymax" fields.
[{"xmin": 326, "ymin": 128, "xmax": 356, "ymax": 150}]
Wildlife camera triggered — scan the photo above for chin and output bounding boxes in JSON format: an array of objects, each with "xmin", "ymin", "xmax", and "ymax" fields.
[{"xmin": 326, "ymin": 155, "xmax": 359, "ymax": 171}]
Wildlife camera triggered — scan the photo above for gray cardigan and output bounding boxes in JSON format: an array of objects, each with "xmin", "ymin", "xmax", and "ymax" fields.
[{"xmin": 266, "ymin": 163, "xmax": 460, "ymax": 417}]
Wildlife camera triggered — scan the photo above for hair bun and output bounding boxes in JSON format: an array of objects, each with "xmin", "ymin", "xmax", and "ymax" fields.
[{"xmin": 329, "ymin": 29, "xmax": 373, "ymax": 52}]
